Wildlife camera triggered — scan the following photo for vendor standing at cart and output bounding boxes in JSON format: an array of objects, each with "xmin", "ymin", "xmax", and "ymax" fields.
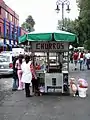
[{"xmin": 31, "ymin": 62, "xmax": 40, "ymax": 96}]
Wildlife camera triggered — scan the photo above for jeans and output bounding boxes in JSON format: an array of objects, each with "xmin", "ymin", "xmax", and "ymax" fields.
[
  {"xmin": 74, "ymin": 60, "xmax": 77, "ymax": 69},
  {"xmin": 87, "ymin": 59, "xmax": 90, "ymax": 70},
  {"xmin": 79, "ymin": 60, "xmax": 83, "ymax": 70},
  {"xmin": 12, "ymin": 78, "xmax": 18, "ymax": 90}
]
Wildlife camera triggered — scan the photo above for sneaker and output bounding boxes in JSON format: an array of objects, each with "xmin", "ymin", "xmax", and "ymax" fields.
[
  {"xmin": 18, "ymin": 88, "xmax": 23, "ymax": 90},
  {"xmin": 26, "ymin": 95, "xmax": 33, "ymax": 97},
  {"xmin": 12, "ymin": 89, "xmax": 17, "ymax": 91},
  {"xmin": 76, "ymin": 95, "xmax": 79, "ymax": 97}
]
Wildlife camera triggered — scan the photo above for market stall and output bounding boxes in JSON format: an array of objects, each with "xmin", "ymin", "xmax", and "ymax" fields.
[{"xmin": 19, "ymin": 30, "xmax": 77, "ymax": 94}]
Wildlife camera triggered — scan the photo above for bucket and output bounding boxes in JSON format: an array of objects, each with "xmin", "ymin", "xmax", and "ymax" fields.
[{"xmin": 78, "ymin": 87, "xmax": 87, "ymax": 98}]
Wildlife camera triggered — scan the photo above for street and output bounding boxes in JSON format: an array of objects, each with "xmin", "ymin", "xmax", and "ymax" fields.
[
  {"xmin": 0, "ymin": 0, "xmax": 89, "ymax": 119},
  {"xmin": 0, "ymin": 76, "xmax": 12, "ymax": 102},
  {"xmin": 0, "ymin": 64, "xmax": 90, "ymax": 120}
]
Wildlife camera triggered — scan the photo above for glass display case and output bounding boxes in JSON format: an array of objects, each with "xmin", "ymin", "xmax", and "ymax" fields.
[
  {"xmin": 62, "ymin": 52, "xmax": 69, "ymax": 71},
  {"xmin": 34, "ymin": 51, "xmax": 69, "ymax": 73}
]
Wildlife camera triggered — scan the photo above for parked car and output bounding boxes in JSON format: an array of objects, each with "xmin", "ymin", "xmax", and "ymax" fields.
[{"xmin": 0, "ymin": 52, "xmax": 13, "ymax": 75}]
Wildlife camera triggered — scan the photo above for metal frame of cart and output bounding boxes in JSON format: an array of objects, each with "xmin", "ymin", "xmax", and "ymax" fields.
[{"xmin": 19, "ymin": 30, "xmax": 77, "ymax": 94}]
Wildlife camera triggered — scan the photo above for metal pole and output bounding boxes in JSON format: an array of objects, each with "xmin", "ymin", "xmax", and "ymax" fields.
[{"xmin": 62, "ymin": 3, "xmax": 64, "ymax": 30}]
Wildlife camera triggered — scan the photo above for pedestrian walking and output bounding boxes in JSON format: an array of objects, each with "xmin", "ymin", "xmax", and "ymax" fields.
[
  {"xmin": 70, "ymin": 52, "xmax": 73, "ymax": 63},
  {"xmin": 85, "ymin": 51, "xmax": 90, "ymax": 70},
  {"xmin": 79, "ymin": 52, "xmax": 84, "ymax": 70},
  {"xmin": 21, "ymin": 55, "xmax": 32, "ymax": 97},
  {"xmin": 73, "ymin": 51, "xmax": 79, "ymax": 70}
]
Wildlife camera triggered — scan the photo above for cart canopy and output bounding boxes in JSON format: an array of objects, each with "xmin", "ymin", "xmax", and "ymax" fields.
[{"xmin": 19, "ymin": 30, "xmax": 77, "ymax": 44}]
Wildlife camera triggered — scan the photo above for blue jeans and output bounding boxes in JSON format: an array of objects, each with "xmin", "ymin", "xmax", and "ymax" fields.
[
  {"xmin": 12, "ymin": 78, "xmax": 18, "ymax": 90},
  {"xmin": 79, "ymin": 60, "xmax": 84, "ymax": 70},
  {"xmin": 87, "ymin": 59, "xmax": 90, "ymax": 70}
]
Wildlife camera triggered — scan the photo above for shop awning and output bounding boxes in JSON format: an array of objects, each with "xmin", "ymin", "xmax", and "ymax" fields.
[
  {"xmin": 19, "ymin": 30, "xmax": 77, "ymax": 44},
  {"xmin": 19, "ymin": 34, "xmax": 27, "ymax": 44}
]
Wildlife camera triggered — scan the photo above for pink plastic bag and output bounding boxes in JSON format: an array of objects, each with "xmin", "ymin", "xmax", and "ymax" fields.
[{"xmin": 78, "ymin": 79, "xmax": 88, "ymax": 88}]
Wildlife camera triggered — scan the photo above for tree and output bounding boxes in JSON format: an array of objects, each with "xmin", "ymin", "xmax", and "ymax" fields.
[
  {"xmin": 21, "ymin": 15, "xmax": 35, "ymax": 32},
  {"xmin": 76, "ymin": 0, "xmax": 90, "ymax": 49},
  {"xmin": 57, "ymin": 18, "xmax": 80, "ymax": 47},
  {"xmin": 58, "ymin": 0, "xmax": 90, "ymax": 49},
  {"xmin": 58, "ymin": 18, "xmax": 71, "ymax": 30}
]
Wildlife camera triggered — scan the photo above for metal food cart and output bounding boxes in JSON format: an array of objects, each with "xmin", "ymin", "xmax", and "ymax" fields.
[{"xmin": 19, "ymin": 30, "xmax": 77, "ymax": 94}]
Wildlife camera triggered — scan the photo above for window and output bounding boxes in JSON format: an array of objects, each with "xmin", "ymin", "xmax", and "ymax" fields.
[
  {"xmin": 9, "ymin": 14, "xmax": 13, "ymax": 21},
  {"xmin": 0, "ymin": 55, "xmax": 10, "ymax": 62},
  {"xmin": 52, "ymin": 78, "xmax": 56, "ymax": 86},
  {"xmin": 11, "ymin": 15, "xmax": 13, "ymax": 22},
  {"xmin": 0, "ymin": 26, "xmax": 1, "ymax": 34},
  {"xmin": 7, "ymin": 13, "xmax": 9, "ymax": 19},
  {"xmin": 12, "ymin": 31, "xmax": 14, "ymax": 38},
  {"xmin": 15, "ymin": 18, "xmax": 17, "ymax": 24},
  {"xmin": 9, "ymin": 14, "xmax": 11, "ymax": 21},
  {"xmin": 14, "ymin": 18, "xmax": 16, "ymax": 24},
  {"xmin": 0, "ymin": 6, "xmax": 1, "ymax": 14},
  {"xmin": 16, "ymin": 19, "xmax": 17, "ymax": 24},
  {"xmin": 7, "ymin": 29, "xmax": 9, "ymax": 35},
  {"xmin": 5, "ymin": 11, "xmax": 8, "ymax": 18}
]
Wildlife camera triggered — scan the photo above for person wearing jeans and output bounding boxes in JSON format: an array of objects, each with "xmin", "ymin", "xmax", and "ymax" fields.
[
  {"xmin": 85, "ymin": 51, "xmax": 90, "ymax": 70},
  {"xmin": 73, "ymin": 51, "xmax": 79, "ymax": 70},
  {"xmin": 79, "ymin": 52, "xmax": 84, "ymax": 70},
  {"xmin": 12, "ymin": 56, "xmax": 18, "ymax": 91}
]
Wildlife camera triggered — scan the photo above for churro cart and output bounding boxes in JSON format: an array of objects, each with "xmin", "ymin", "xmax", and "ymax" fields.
[{"xmin": 19, "ymin": 30, "xmax": 77, "ymax": 94}]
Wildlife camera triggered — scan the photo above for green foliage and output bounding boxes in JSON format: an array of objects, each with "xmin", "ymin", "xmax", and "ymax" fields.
[
  {"xmin": 57, "ymin": 0, "xmax": 90, "ymax": 49},
  {"xmin": 76, "ymin": 0, "xmax": 90, "ymax": 50},
  {"xmin": 26, "ymin": 15, "xmax": 35, "ymax": 28},
  {"xmin": 21, "ymin": 15, "xmax": 35, "ymax": 32},
  {"xmin": 57, "ymin": 18, "xmax": 74, "ymax": 32},
  {"xmin": 57, "ymin": 18, "xmax": 80, "ymax": 47}
]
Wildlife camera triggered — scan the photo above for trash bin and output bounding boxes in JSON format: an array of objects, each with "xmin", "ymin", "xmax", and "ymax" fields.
[
  {"xmin": 78, "ymin": 78, "xmax": 88, "ymax": 98},
  {"xmin": 78, "ymin": 87, "xmax": 88, "ymax": 98}
]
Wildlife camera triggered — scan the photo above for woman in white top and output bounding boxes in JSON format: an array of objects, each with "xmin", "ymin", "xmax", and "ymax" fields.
[{"xmin": 21, "ymin": 55, "xmax": 32, "ymax": 97}]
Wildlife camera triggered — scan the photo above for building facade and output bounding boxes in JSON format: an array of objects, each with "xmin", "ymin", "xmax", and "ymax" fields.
[{"xmin": 0, "ymin": 0, "xmax": 27, "ymax": 51}]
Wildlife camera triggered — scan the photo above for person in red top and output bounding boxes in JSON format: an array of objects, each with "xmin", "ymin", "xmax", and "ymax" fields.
[{"xmin": 73, "ymin": 51, "xmax": 79, "ymax": 70}]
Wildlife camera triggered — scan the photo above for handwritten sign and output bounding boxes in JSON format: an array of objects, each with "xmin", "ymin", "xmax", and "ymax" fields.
[{"xmin": 31, "ymin": 42, "xmax": 69, "ymax": 52}]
